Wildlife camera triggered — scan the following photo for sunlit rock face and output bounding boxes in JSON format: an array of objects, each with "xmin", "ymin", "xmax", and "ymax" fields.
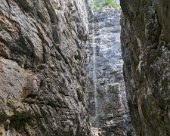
[
  {"xmin": 0, "ymin": 0, "xmax": 91, "ymax": 135},
  {"xmin": 121, "ymin": 0, "xmax": 170, "ymax": 136},
  {"xmin": 87, "ymin": 8, "xmax": 132, "ymax": 136}
]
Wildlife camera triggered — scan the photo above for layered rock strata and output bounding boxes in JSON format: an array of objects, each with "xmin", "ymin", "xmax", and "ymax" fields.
[{"xmin": 0, "ymin": 0, "xmax": 91, "ymax": 135}]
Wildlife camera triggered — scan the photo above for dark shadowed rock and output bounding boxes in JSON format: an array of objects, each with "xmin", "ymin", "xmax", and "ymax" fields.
[{"xmin": 121, "ymin": 0, "xmax": 170, "ymax": 136}]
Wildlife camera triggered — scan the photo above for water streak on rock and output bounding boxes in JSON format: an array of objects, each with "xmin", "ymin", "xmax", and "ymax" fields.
[{"xmin": 87, "ymin": 7, "xmax": 133, "ymax": 136}]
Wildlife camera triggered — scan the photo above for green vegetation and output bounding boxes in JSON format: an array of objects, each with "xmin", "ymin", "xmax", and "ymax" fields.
[
  {"xmin": 91, "ymin": 0, "xmax": 120, "ymax": 11},
  {"xmin": 91, "ymin": 0, "xmax": 103, "ymax": 11}
]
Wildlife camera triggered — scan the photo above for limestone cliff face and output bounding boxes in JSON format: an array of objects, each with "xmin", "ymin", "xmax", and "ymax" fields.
[
  {"xmin": 87, "ymin": 7, "xmax": 132, "ymax": 135},
  {"xmin": 121, "ymin": 0, "xmax": 170, "ymax": 136},
  {"xmin": 0, "ymin": 0, "xmax": 90, "ymax": 135}
]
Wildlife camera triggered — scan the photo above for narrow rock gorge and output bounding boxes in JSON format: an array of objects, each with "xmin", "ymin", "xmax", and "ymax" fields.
[
  {"xmin": 121, "ymin": 0, "xmax": 170, "ymax": 136},
  {"xmin": 0, "ymin": 0, "xmax": 170, "ymax": 136}
]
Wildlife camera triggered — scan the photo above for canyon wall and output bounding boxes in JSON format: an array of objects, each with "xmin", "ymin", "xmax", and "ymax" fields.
[
  {"xmin": 87, "ymin": 8, "xmax": 132, "ymax": 136},
  {"xmin": 121, "ymin": 0, "xmax": 170, "ymax": 136},
  {"xmin": 0, "ymin": 0, "xmax": 91, "ymax": 135}
]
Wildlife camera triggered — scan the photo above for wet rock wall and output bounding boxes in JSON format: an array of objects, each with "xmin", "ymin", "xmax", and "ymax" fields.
[{"xmin": 87, "ymin": 8, "xmax": 132, "ymax": 136}]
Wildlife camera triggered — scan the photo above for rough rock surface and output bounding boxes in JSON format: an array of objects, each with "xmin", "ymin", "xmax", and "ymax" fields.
[
  {"xmin": 87, "ymin": 8, "xmax": 132, "ymax": 136},
  {"xmin": 121, "ymin": 0, "xmax": 170, "ymax": 136},
  {"xmin": 0, "ymin": 0, "xmax": 91, "ymax": 135}
]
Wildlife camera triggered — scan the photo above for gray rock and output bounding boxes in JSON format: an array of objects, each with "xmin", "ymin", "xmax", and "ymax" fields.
[{"xmin": 87, "ymin": 8, "xmax": 132, "ymax": 136}]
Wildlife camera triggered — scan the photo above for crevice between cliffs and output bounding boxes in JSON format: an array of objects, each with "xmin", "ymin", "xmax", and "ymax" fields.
[{"xmin": 86, "ymin": 1, "xmax": 133, "ymax": 136}]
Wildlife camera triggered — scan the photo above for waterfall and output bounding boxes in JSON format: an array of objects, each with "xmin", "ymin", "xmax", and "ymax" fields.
[
  {"xmin": 87, "ymin": 1, "xmax": 133, "ymax": 135},
  {"xmin": 93, "ymin": 44, "xmax": 98, "ymax": 120},
  {"xmin": 87, "ymin": 8, "xmax": 133, "ymax": 136},
  {"xmin": 92, "ymin": 11, "xmax": 98, "ymax": 121}
]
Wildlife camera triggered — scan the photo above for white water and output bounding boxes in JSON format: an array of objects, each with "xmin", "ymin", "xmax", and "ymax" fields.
[
  {"xmin": 91, "ymin": 3, "xmax": 98, "ymax": 120},
  {"xmin": 93, "ymin": 41, "xmax": 98, "ymax": 119}
]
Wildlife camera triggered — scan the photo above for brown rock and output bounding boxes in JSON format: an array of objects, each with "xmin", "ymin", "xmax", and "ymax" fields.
[{"xmin": 0, "ymin": 0, "xmax": 91, "ymax": 135}]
